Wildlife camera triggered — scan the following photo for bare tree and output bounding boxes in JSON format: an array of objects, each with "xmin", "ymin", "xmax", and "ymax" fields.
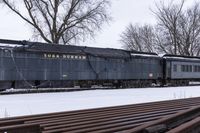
[
  {"xmin": 1, "ymin": 0, "xmax": 111, "ymax": 44},
  {"xmin": 154, "ymin": 27, "xmax": 173, "ymax": 54},
  {"xmin": 120, "ymin": 1, "xmax": 200, "ymax": 56},
  {"xmin": 153, "ymin": 0, "xmax": 200, "ymax": 56},
  {"xmin": 120, "ymin": 24, "xmax": 155, "ymax": 53},
  {"xmin": 153, "ymin": 0, "xmax": 185, "ymax": 55},
  {"xmin": 178, "ymin": 3, "xmax": 200, "ymax": 56}
]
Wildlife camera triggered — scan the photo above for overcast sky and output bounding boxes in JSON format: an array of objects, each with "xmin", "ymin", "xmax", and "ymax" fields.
[{"xmin": 0, "ymin": 0, "xmax": 197, "ymax": 49}]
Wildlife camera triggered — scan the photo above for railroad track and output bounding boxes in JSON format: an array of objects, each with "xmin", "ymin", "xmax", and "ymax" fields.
[{"xmin": 1, "ymin": 97, "xmax": 200, "ymax": 133}]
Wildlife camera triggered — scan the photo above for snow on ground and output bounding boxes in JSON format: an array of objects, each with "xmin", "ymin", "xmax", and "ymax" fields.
[{"xmin": 0, "ymin": 86, "xmax": 200, "ymax": 118}]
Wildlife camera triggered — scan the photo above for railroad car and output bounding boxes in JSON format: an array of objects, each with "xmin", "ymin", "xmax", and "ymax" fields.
[
  {"xmin": 163, "ymin": 54, "xmax": 200, "ymax": 86},
  {"xmin": 0, "ymin": 39, "xmax": 163, "ymax": 90}
]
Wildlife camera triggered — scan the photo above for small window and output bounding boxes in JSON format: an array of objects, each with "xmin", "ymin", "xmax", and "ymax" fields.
[
  {"xmin": 186, "ymin": 65, "xmax": 188, "ymax": 72},
  {"xmin": 189, "ymin": 65, "xmax": 192, "ymax": 72},
  {"xmin": 181, "ymin": 65, "xmax": 185, "ymax": 72},
  {"xmin": 173, "ymin": 64, "xmax": 177, "ymax": 72},
  {"xmin": 194, "ymin": 66, "xmax": 198, "ymax": 72}
]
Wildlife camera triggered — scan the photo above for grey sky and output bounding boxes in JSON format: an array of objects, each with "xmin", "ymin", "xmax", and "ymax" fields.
[{"xmin": 0, "ymin": 0, "xmax": 196, "ymax": 49}]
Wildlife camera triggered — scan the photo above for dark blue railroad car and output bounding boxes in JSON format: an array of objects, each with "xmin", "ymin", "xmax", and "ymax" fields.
[
  {"xmin": 163, "ymin": 54, "xmax": 200, "ymax": 85},
  {"xmin": 0, "ymin": 39, "xmax": 163, "ymax": 90}
]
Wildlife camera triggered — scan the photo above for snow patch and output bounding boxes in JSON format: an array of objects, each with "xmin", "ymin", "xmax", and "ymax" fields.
[{"xmin": 0, "ymin": 86, "xmax": 200, "ymax": 118}]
